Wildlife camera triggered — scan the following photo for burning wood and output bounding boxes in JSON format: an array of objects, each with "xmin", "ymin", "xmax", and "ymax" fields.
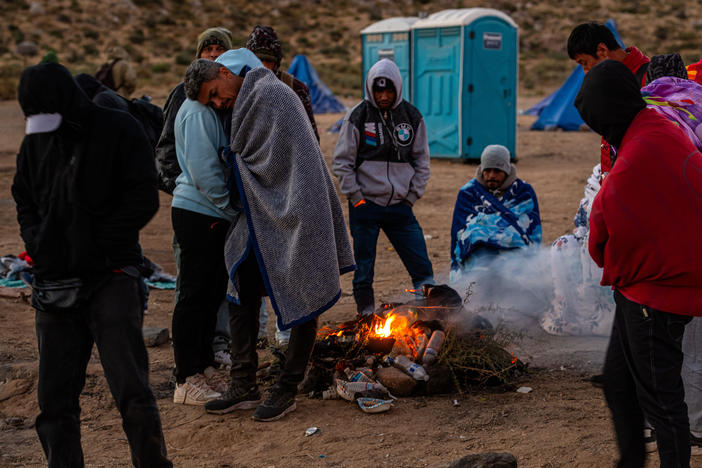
[{"xmin": 306, "ymin": 284, "xmax": 524, "ymax": 407}]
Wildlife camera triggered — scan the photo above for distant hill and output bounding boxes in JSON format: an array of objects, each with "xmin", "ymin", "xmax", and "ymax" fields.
[{"xmin": 2, "ymin": 0, "xmax": 701, "ymax": 101}]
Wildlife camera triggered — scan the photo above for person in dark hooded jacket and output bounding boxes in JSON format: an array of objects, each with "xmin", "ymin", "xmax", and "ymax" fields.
[
  {"xmin": 12, "ymin": 62, "xmax": 171, "ymax": 468},
  {"xmin": 576, "ymin": 59, "xmax": 702, "ymax": 468},
  {"xmin": 74, "ymin": 72, "xmax": 129, "ymax": 113}
]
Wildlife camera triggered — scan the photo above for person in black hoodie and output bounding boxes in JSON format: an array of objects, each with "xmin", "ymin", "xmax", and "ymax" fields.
[{"xmin": 12, "ymin": 62, "xmax": 171, "ymax": 468}]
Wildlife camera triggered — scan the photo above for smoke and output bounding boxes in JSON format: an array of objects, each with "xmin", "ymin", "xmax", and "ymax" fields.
[
  {"xmin": 447, "ymin": 245, "xmax": 614, "ymax": 337},
  {"xmin": 448, "ymin": 247, "xmax": 551, "ymax": 330}
]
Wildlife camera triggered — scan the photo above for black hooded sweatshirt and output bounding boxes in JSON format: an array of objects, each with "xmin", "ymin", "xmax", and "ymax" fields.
[
  {"xmin": 575, "ymin": 59, "xmax": 646, "ymax": 150},
  {"xmin": 12, "ymin": 63, "xmax": 158, "ymax": 280}
]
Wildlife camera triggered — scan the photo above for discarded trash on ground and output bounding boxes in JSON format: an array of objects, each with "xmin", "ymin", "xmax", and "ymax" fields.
[
  {"xmin": 299, "ymin": 284, "xmax": 526, "ymax": 414},
  {"xmin": 357, "ymin": 397, "xmax": 393, "ymax": 413}
]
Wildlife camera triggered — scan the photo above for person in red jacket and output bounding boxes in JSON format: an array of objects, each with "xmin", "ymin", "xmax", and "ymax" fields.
[
  {"xmin": 575, "ymin": 59, "xmax": 702, "ymax": 468},
  {"xmin": 568, "ymin": 22, "xmax": 650, "ymax": 175}
]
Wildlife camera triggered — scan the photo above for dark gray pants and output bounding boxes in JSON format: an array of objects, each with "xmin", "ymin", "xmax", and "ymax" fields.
[
  {"xmin": 228, "ymin": 252, "xmax": 317, "ymax": 392},
  {"xmin": 35, "ymin": 274, "xmax": 171, "ymax": 468}
]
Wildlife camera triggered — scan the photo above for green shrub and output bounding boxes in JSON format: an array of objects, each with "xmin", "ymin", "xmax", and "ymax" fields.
[
  {"xmin": 151, "ymin": 62, "xmax": 171, "ymax": 74},
  {"xmin": 84, "ymin": 29, "xmax": 100, "ymax": 41},
  {"xmin": 0, "ymin": 63, "xmax": 23, "ymax": 100},
  {"xmin": 320, "ymin": 44, "xmax": 349, "ymax": 57},
  {"xmin": 329, "ymin": 29, "xmax": 344, "ymax": 41},
  {"xmin": 129, "ymin": 30, "xmax": 145, "ymax": 44},
  {"xmin": 83, "ymin": 43, "xmax": 99, "ymax": 56},
  {"xmin": 175, "ymin": 51, "xmax": 193, "ymax": 66},
  {"xmin": 654, "ymin": 26, "xmax": 668, "ymax": 41},
  {"xmin": 9, "ymin": 25, "xmax": 25, "ymax": 44}
]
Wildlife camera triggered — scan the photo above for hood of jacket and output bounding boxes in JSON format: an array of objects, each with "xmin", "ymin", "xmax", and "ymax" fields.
[
  {"xmin": 19, "ymin": 63, "xmax": 94, "ymax": 126},
  {"xmin": 215, "ymin": 48, "xmax": 263, "ymax": 77},
  {"xmin": 73, "ymin": 73, "xmax": 110, "ymax": 101},
  {"xmin": 575, "ymin": 59, "xmax": 646, "ymax": 149},
  {"xmin": 365, "ymin": 59, "xmax": 403, "ymax": 110},
  {"xmin": 196, "ymin": 27, "xmax": 233, "ymax": 59}
]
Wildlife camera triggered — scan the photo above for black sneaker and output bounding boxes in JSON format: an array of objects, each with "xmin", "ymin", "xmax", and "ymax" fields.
[
  {"xmin": 204, "ymin": 383, "xmax": 261, "ymax": 415},
  {"xmin": 252, "ymin": 387, "xmax": 297, "ymax": 422},
  {"xmin": 691, "ymin": 432, "xmax": 702, "ymax": 456}
]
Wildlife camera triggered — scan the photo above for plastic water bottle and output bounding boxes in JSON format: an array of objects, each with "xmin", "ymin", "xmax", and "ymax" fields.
[
  {"xmin": 415, "ymin": 333, "xmax": 429, "ymax": 362},
  {"xmin": 422, "ymin": 330, "xmax": 446, "ymax": 366},
  {"xmin": 385, "ymin": 355, "xmax": 429, "ymax": 381}
]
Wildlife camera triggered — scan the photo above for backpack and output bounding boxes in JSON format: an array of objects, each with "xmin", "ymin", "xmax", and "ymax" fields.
[
  {"xmin": 126, "ymin": 96, "xmax": 164, "ymax": 150},
  {"xmin": 95, "ymin": 58, "xmax": 120, "ymax": 91}
]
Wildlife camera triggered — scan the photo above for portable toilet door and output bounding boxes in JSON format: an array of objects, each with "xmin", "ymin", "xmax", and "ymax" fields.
[
  {"xmin": 361, "ymin": 17, "xmax": 417, "ymax": 101},
  {"xmin": 412, "ymin": 9, "xmax": 518, "ymax": 160}
]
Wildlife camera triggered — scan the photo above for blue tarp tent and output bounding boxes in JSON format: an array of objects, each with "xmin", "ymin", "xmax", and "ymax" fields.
[
  {"xmin": 528, "ymin": 19, "xmax": 625, "ymax": 130},
  {"xmin": 288, "ymin": 54, "xmax": 346, "ymax": 114}
]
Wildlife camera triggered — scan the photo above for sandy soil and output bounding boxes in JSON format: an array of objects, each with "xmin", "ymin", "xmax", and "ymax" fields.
[{"xmin": 0, "ymin": 98, "xmax": 689, "ymax": 467}]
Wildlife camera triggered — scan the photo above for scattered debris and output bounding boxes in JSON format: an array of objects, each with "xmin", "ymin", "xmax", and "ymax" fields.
[
  {"xmin": 305, "ymin": 427, "xmax": 320, "ymax": 437},
  {"xmin": 357, "ymin": 397, "xmax": 393, "ymax": 413},
  {"xmin": 516, "ymin": 386, "xmax": 533, "ymax": 394},
  {"xmin": 431, "ymin": 452, "xmax": 518, "ymax": 468},
  {"xmin": 142, "ymin": 327, "xmax": 169, "ymax": 347}
]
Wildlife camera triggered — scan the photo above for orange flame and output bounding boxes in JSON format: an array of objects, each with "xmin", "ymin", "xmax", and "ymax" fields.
[{"xmin": 373, "ymin": 313, "xmax": 395, "ymax": 337}]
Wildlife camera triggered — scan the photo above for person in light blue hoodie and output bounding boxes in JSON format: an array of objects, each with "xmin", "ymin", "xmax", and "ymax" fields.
[{"xmin": 170, "ymin": 83, "xmax": 234, "ymax": 406}]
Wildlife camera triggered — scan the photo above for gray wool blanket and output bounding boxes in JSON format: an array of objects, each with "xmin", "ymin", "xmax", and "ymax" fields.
[{"xmin": 224, "ymin": 67, "xmax": 355, "ymax": 330}]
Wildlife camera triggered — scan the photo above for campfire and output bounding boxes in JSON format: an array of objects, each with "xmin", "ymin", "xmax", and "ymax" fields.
[
  {"xmin": 318, "ymin": 307, "xmax": 429, "ymax": 359},
  {"xmin": 304, "ymin": 284, "xmax": 525, "ymax": 413}
]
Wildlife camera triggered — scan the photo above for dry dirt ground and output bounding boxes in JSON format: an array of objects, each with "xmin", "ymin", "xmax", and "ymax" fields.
[{"xmin": 0, "ymin": 97, "xmax": 694, "ymax": 467}]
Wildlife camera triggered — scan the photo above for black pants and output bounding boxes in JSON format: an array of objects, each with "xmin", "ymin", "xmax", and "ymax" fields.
[
  {"xmin": 171, "ymin": 207, "xmax": 230, "ymax": 383},
  {"xmin": 603, "ymin": 290, "xmax": 692, "ymax": 468},
  {"xmin": 35, "ymin": 274, "xmax": 171, "ymax": 468},
  {"xmin": 228, "ymin": 252, "xmax": 317, "ymax": 392}
]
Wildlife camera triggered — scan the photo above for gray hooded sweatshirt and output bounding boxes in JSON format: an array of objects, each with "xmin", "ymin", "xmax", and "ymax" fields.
[{"xmin": 332, "ymin": 59, "xmax": 430, "ymax": 206}]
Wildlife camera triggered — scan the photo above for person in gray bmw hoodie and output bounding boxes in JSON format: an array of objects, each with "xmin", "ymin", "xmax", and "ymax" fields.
[{"xmin": 332, "ymin": 58, "xmax": 434, "ymax": 316}]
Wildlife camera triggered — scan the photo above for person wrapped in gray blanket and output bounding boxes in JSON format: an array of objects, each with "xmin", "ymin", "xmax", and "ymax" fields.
[{"xmin": 183, "ymin": 49, "xmax": 355, "ymax": 421}]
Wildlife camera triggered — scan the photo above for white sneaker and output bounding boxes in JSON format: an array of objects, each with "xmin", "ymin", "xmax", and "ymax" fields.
[
  {"xmin": 214, "ymin": 350, "xmax": 232, "ymax": 368},
  {"xmin": 173, "ymin": 374, "xmax": 221, "ymax": 405},
  {"xmin": 204, "ymin": 366, "xmax": 228, "ymax": 394}
]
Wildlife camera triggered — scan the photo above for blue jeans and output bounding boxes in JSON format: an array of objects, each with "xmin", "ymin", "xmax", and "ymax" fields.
[{"xmin": 349, "ymin": 200, "xmax": 433, "ymax": 314}]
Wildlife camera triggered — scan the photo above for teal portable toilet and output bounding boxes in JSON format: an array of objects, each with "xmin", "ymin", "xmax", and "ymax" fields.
[
  {"xmin": 411, "ymin": 9, "xmax": 518, "ymax": 160},
  {"xmin": 361, "ymin": 17, "xmax": 418, "ymax": 101}
]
